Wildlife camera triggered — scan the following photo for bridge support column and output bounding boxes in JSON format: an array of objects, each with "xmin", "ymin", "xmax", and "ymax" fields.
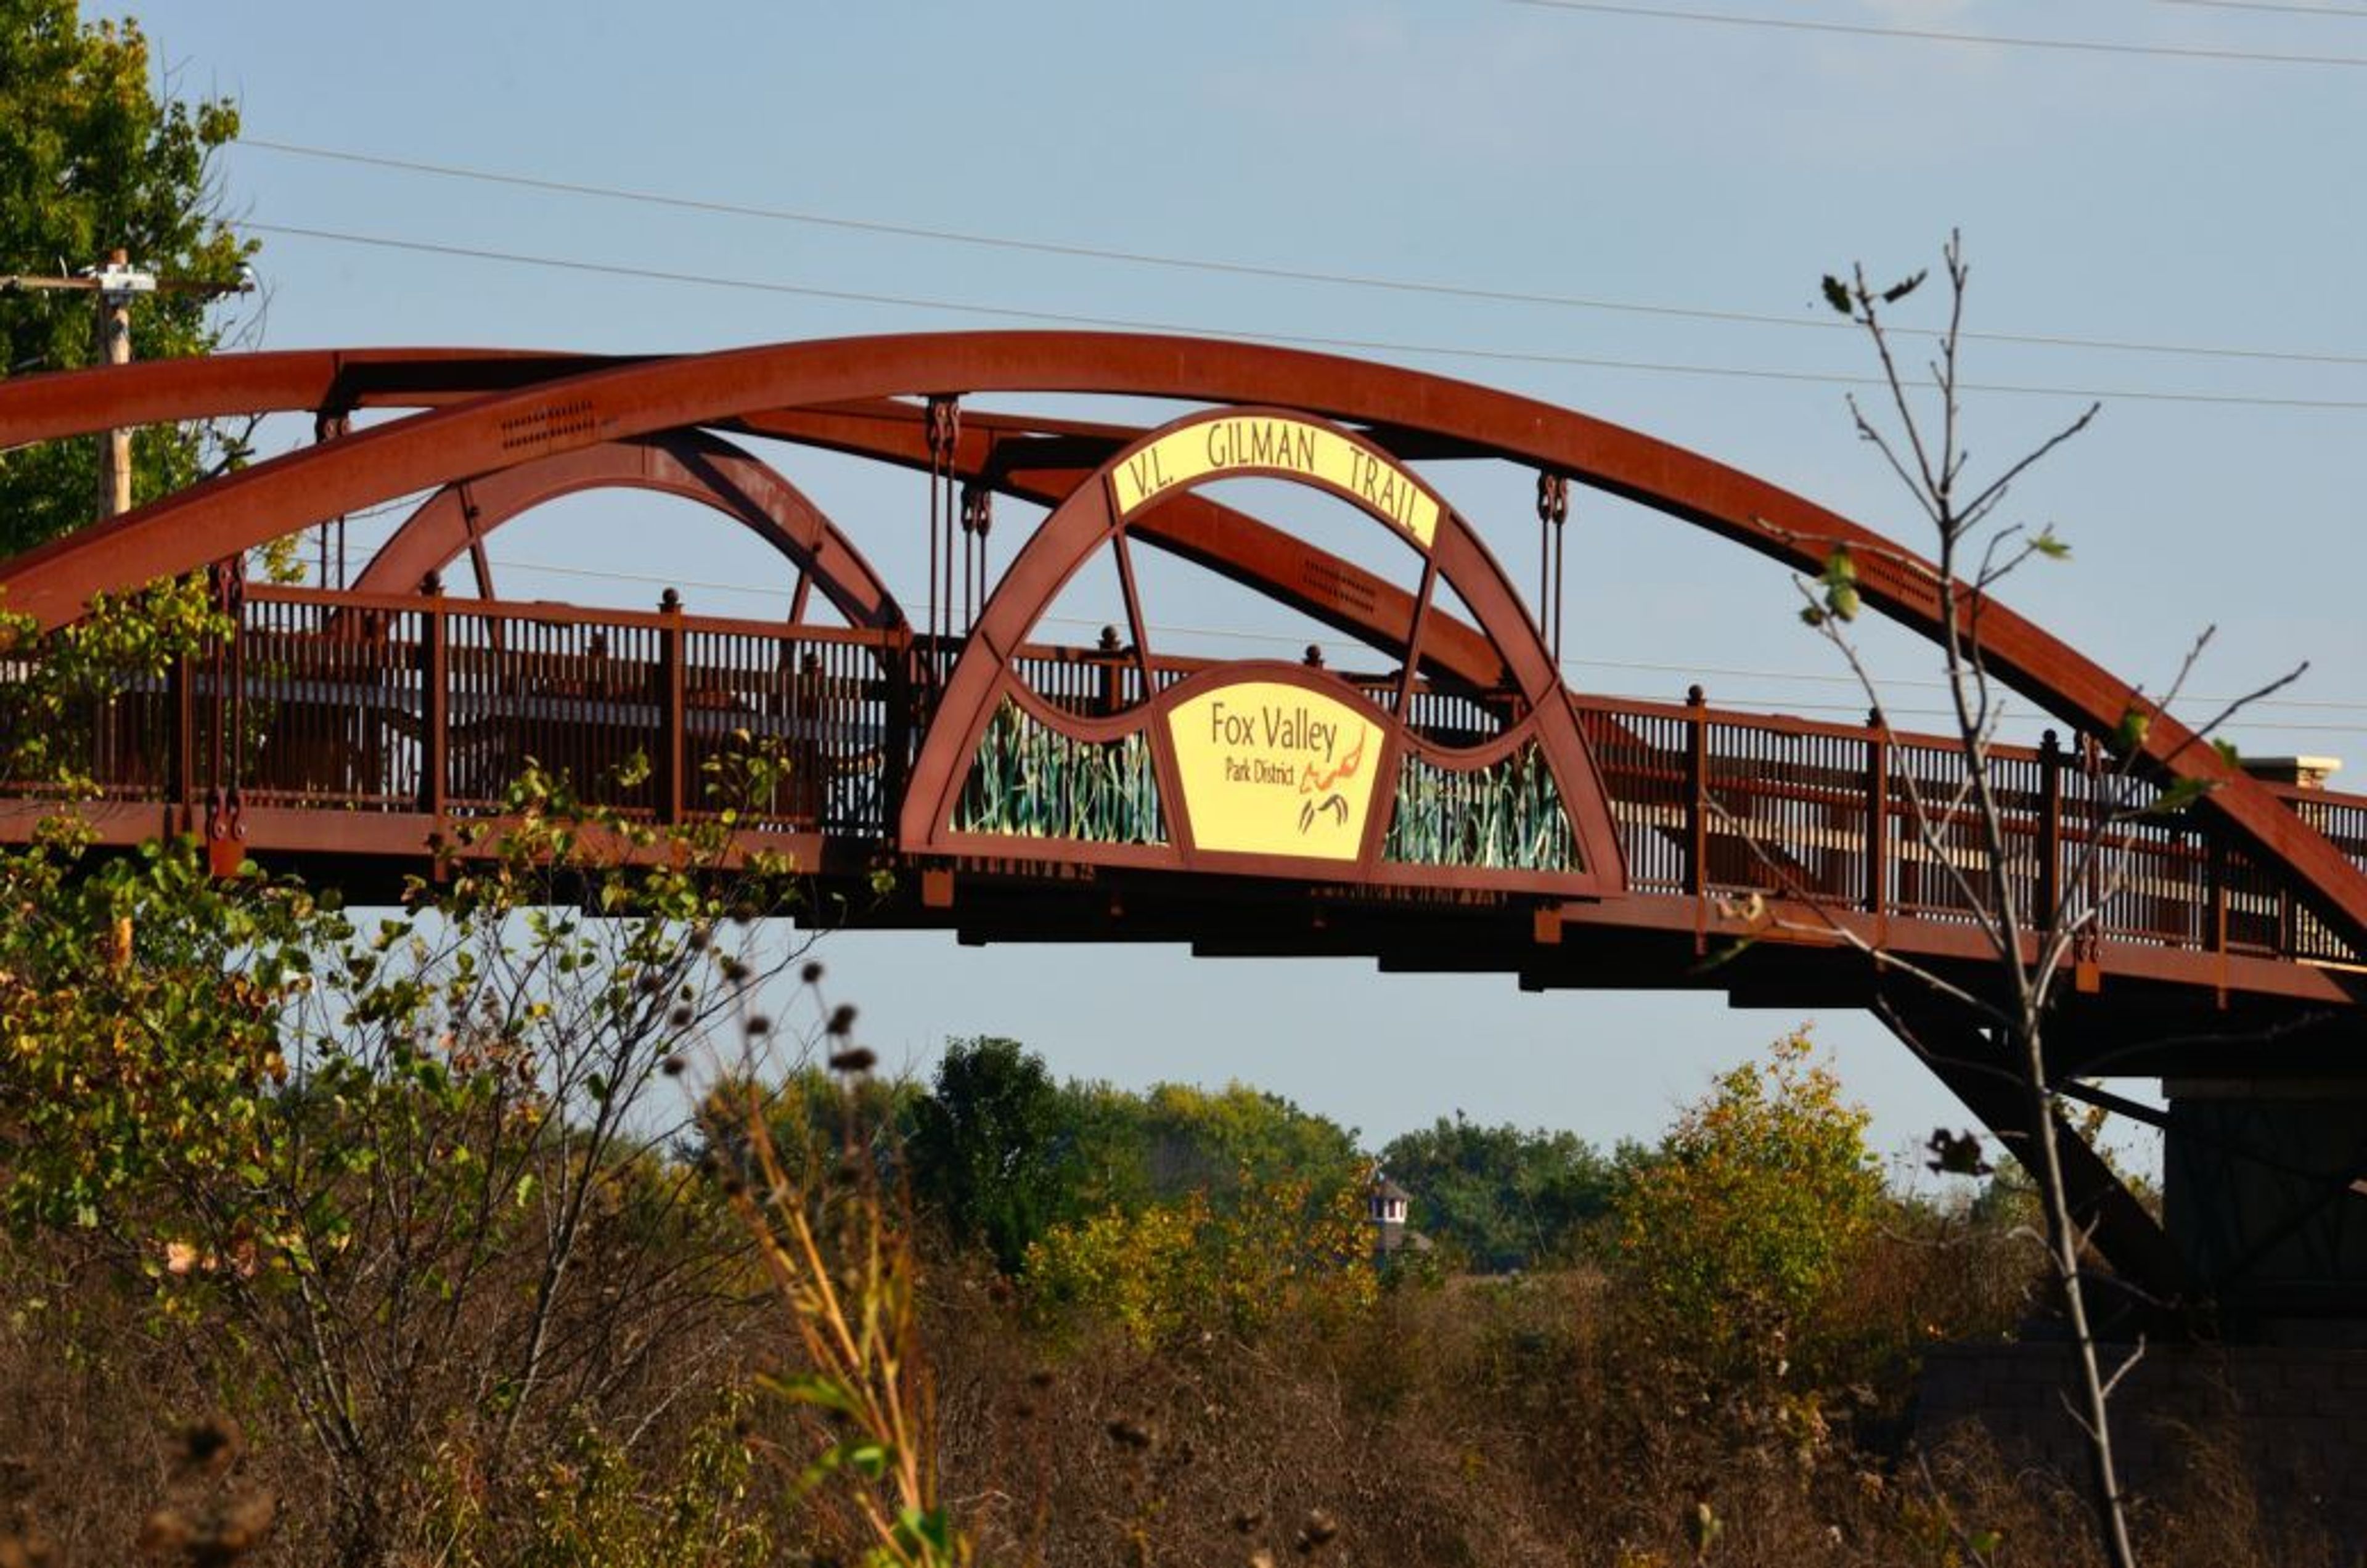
[
  {"xmin": 2164, "ymin": 1078, "xmax": 2367, "ymax": 1331},
  {"xmin": 1871, "ymin": 998, "xmax": 2198, "ymax": 1325}
]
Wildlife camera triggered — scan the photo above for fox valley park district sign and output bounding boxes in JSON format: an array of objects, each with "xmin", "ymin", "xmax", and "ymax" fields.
[
  {"xmin": 1105, "ymin": 411, "xmax": 1447, "ymax": 864},
  {"xmin": 1165, "ymin": 682, "xmax": 1383, "ymax": 860}
]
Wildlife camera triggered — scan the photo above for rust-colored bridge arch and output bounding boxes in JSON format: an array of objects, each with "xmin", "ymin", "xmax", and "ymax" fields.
[
  {"xmin": 6, "ymin": 332, "xmax": 2366, "ymax": 1322},
  {"xmin": 352, "ymin": 428, "xmax": 904, "ymax": 629},
  {"xmin": 2, "ymin": 332, "xmax": 2356, "ymax": 957},
  {"xmin": 904, "ymin": 404, "xmax": 1624, "ymax": 897}
]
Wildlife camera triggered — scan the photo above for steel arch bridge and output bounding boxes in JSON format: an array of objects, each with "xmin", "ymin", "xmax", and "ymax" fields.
[{"xmin": 5, "ymin": 332, "xmax": 2366, "ymax": 1324}]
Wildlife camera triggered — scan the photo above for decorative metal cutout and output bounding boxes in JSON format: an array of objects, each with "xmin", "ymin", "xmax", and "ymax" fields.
[
  {"xmin": 1384, "ymin": 743, "xmax": 1577, "ymax": 873},
  {"xmin": 954, "ymin": 701, "xmax": 1165, "ymax": 846}
]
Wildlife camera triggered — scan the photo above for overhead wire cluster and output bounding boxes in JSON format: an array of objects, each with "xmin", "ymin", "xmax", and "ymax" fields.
[
  {"xmin": 234, "ymin": 141, "xmax": 2367, "ymax": 412},
  {"xmin": 1508, "ymin": 0, "xmax": 2367, "ymax": 66}
]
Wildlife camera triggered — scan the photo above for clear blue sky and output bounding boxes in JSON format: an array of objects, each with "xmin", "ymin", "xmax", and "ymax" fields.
[{"xmin": 118, "ymin": 0, "xmax": 2364, "ymax": 1166}]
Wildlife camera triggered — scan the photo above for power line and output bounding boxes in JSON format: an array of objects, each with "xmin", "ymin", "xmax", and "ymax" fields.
[
  {"xmin": 2156, "ymin": 0, "xmax": 2367, "ymax": 17},
  {"xmin": 1508, "ymin": 0, "xmax": 2367, "ymax": 65},
  {"xmin": 236, "ymin": 137, "xmax": 2367, "ymax": 372},
  {"xmin": 243, "ymin": 222, "xmax": 2367, "ymax": 413}
]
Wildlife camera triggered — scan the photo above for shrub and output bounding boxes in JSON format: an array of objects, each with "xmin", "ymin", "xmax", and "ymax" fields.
[
  {"xmin": 1024, "ymin": 1170, "xmax": 1375, "ymax": 1347},
  {"xmin": 1606, "ymin": 1027, "xmax": 1884, "ymax": 1387}
]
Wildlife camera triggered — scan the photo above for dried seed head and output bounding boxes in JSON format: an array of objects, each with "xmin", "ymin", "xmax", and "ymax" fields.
[
  {"xmin": 799, "ymin": 960, "xmax": 825, "ymax": 984},
  {"xmin": 827, "ymin": 1047, "xmax": 876, "ymax": 1075},
  {"xmin": 669, "ymin": 1005, "xmax": 694, "ymax": 1028},
  {"xmin": 660, "ymin": 1056, "xmax": 686, "ymax": 1077},
  {"xmin": 213, "ymin": 1490, "xmax": 277, "ymax": 1553},
  {"xmin": 728, "ymin": 900, "xmax": 758, "ymax": 926},
  {"xmin": 137, "ymin": 1508, "xmax": 195, "ymax": 1558},
  {"xmin": 719, "ymin": 956, "xmax": 751, "ymax": 985},
  {"xmin": 686, "ymin": 927, "xmax": 711, "ymax": 952},
  {"xmin": 634, "ymin": 970, "xmax": 663, "ymax": 995},
  {"xmin": 181, "ymin": 1418, "xmax": 242, "ymax": 1476},
  {"xmin": 743, "ymin": 1015, "xmax": 772, "ymax": 1037},
  {"xmin": 825, "ymin": 1003, "xmax": 859, "ymax": 1037}
]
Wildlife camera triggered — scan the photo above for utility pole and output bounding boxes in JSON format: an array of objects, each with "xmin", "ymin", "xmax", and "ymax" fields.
[
  {"xmin": 93, "ymin": 249, "xmax": 152, "ymax": 518},
  {"xmin": 1, "ymin": 250, "xmax": 252, "ymax": 519}
]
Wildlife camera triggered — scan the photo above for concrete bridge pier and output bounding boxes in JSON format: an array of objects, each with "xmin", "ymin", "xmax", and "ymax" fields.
[
  {"xmin": 2164, "ymin": 1077, "xmax": 2367, "ymax": 1334},
  {"xmin": 1916, "ymin": 1077, "xmax": 2367, "ymax": 1545}
]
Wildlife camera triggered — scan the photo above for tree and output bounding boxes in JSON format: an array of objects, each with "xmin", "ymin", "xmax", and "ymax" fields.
[
  {"xmin": 0, "ymin": 0, "xmax": 254, "ymax": 554},
  {"xmin": 1377, "ymin": 1114, "xmax": 1613, "ymax": 1273},
  {"xmin": 906, "ymin": 1037, "xmax": 1082, "ymax": 1273},
  {"xmin": 1606, "ymin": 1029, "xmax": 1883, "ymax": 1385},
  {"xmin": 1126, "ymin": 1080, "xmax": 1362, "ymax": 1210},
  {"xmin": 904, "ymin": 1050, "xmax": 1366, "ymax": 1276},
  {"xmin": 0, "ymin": 747, "xmax": 815, "ymax": 1567},
  {"xmin": 1784, "ymin": 236, "xmax": 2304, "ymax": 1568},
  {"xmin": 1022, "ymin": 1169, "xmax": 1376, "ymax": 1347}
]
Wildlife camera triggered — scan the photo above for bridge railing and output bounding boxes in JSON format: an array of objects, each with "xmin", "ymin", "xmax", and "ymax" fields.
[
  {"xmin": 1576, "ymin": 691, "xmax": 2367, "ymax": 968},
  {"xmin": 102, "ymin": 586, "xmax": 919, "ymax": 837},
  {"xmin": 17, "ymin": 586, "xmax": 2367, "ymax": 970}
]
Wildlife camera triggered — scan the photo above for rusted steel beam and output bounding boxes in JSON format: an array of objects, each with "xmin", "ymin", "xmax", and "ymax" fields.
[
  {"xmin": 1880, "ymin": 997, "xmax": 2206, "ymax": 1323},
  {"xmin": 730, "ymin": 404, "xmax": 1508, "ymax": 688},
  {"xmin": 0, "ymin": 348, "xmax": 636, "ymax": 451},
  {"xmin": 355, "ymin": 430, "xmax": 904, "ymax": 628},
  {"xmin": 895, "ymin": 402, "xmax": 1626, "ymax": 897},
  {"xmin": 0, "ymin": 356, "xmax": 1507, "ymax": 688},
  {"xmin": 1545, "ymin": 887, "xmax": 2363, "ymax": 1008},
  {"xmin": 2, "ymin": 333, "xmax": 2361, "ymax": 965}
]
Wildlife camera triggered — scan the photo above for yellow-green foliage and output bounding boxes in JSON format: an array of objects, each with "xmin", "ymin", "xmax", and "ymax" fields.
[
  {"xmin": 1023, "ymin": 1169, "xmax": 1376, "ymax": 1347},
  {"xmin": 0, "ymin": 578, "xmax": 232, "ymax": 792},
  {"xmin": 431, "ymin": 1396, "xmax": 776, "ymax": 1568},
  {"xmin": 1608, "ymin": 1028, "xmax": 1884, "ymax": 1382},
  {"xmin": 1021, "ymin": 1193, "xmax": 1207, "ymax": 1347}
]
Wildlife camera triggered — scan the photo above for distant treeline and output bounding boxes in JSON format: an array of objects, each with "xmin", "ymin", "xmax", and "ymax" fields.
[{"xmin": 873, "ymin": 1035, "xmax": 1625, "ymax": 1280}]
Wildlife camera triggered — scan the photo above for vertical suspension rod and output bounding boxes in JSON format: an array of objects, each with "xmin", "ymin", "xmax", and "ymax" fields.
[
  {"xmin": 925, "ymin": 395, "xmax": 960, "ymax": 680},
  {"xmin": 314, "ymin": 409, "xmax": 352, "ymax": 589},
  {"xmin": 962, "ymin": 480, "xmax": 993, "ymax": 634},
  {"xmin": 1555, "ymin": 493, "xmax": 1568, "ymax": 666},
  {"xmin": 1535, "ymin": 472, "xmax": 1570, "ymax": 672}
]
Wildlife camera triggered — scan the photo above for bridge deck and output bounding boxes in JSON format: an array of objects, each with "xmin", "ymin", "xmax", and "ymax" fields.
[{"xmin": 7, "ymin": 582, "xmax": 2362, "ymax": 1033}]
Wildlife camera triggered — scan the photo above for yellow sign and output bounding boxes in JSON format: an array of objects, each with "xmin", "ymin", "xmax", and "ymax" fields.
[
  {"xmin": 1108, "ymin": 414, "xmax": 1440, "ymax": 549},
  {"xmin": 1165, "ymin": 682, "xmax": 1383, "ymax": 860}
]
